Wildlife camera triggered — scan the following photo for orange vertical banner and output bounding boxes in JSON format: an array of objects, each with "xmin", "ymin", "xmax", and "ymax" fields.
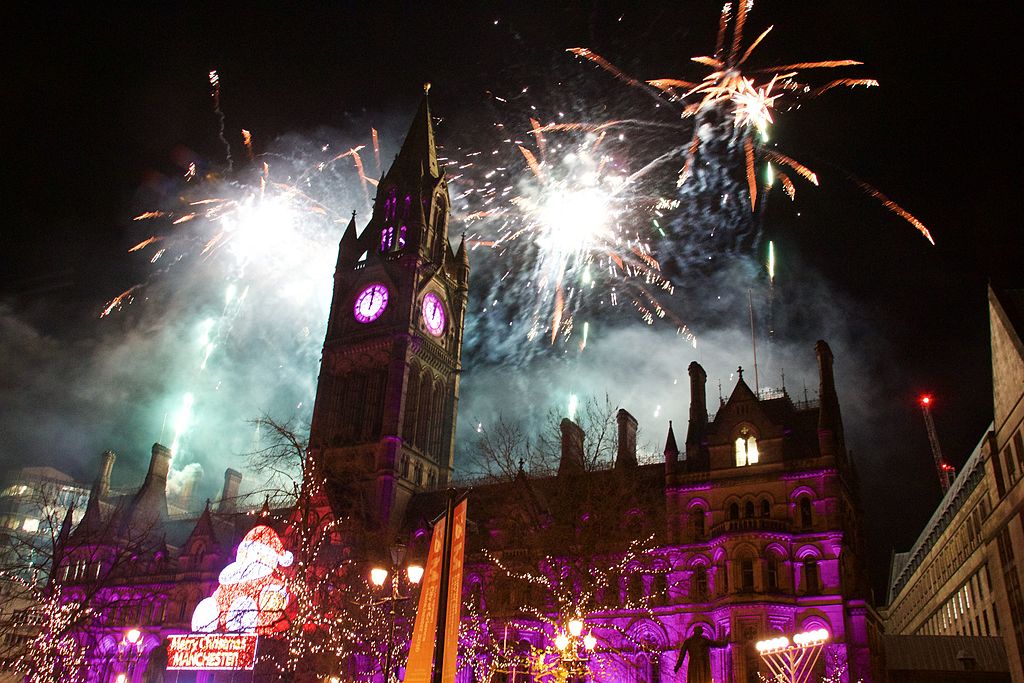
[
  {"xmin": 440, "ymin": 498, "xmax": 468, "ymax": 683},
  {"xmin": 404, "ymin": 515, "xmax": 446, "ymax": 683}
]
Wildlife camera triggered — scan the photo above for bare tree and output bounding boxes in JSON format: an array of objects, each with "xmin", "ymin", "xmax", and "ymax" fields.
[
  {"xmin": 465, "ymin": 414, "xmax": 535, "ymax": 482},
  {"xmin": 0, "ymin": 484, "xmax": 171, "ymax": 683},
  {"xmin": 552, "ymin": 393, "xmax": 620, "ymax": 472},
  {"xmin": 468, "ymin": 394, "xmax": 623, "ymax": 481},
  {"xmin": 241, "ymin": 416, "xmax": 417, "ymax": 682}
]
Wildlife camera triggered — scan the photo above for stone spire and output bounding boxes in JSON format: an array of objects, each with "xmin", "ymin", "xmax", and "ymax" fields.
[
  {"xmin": 387, "ymin": 86, "xmax": 439, "ymax": 182},
  {"xmin": 664, "ymin": 421, "xmax": 680, "ymax": 474},
  {"xmin": 455, "ymin": 233, "xmax": 470, "ymax": 288}
]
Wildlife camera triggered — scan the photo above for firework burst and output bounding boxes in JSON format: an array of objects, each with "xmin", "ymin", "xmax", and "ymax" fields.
[
  {"xmin": 102, "ymin": 120, "xmax": 374, "ymax": 467},
  {"xmin": 451, "ymin": 112, "xmax": 695, "ymax": 367},
  {"xmin": 570, "ymin": 0, "xmax": 933, "ymax": 244}
]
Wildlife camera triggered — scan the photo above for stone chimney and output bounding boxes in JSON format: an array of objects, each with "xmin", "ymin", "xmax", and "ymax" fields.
[
  {"xmin": 815, "ymin": 340, "xmax": 845, "ymax": 459},
  {"xmin": 615, "ymin": 409, "xmax": 638, "ymax": 469},
  {"xmin": 217, "ymin": 469, "xmax": 243, "ymax": 513},
  {"xmin": 558, "ymin": 418, "xmax": 586, "ymax": 476},
  {"xmin": 120, "ymin": 443, "xmax": 171, "ymax": 536},
  {"xmin": 178, "ymin": 467, "xmax": 202, "ymax": 511},
  {"xmin": 92, "ymin": 450, "xmax": 116, "ymax": 500},
  {"xmin": 146, "ymin": 443, "xmax": 172, "ymax": 485},
  {"xmin": 685, "ymin": 362, "xmax": 710, "ymax": 470}
]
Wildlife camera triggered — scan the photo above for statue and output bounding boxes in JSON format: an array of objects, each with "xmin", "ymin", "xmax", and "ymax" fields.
[{"xmin": 674, "ymin": 625, "xmax": 729, "ymax": 683}]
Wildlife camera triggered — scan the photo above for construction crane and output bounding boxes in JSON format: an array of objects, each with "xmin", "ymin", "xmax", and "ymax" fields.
[{"xmin": 919, "ymin": 395, "xmax": 954, "ymax": 494}]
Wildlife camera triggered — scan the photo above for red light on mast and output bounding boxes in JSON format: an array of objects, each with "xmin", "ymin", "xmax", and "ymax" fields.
[{"xmin": 919, "ymin": 395, "xmax": 932, "ymax": 406}]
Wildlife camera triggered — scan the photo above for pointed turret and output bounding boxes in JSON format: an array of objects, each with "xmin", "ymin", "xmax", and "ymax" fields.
[
  {"xmin": 50, "ymin": 503, "xmax": 76, "ymax": 583},
  {"xmin": 664, "ymin": 421, "xmax": 680, "ymax": 474},
  {"xmin": 455, "ymin": 233, "xmax": 470, "ymax": 289},
  {"xmin": 337, "ymin": 210, "xmax": 360, "ymax": 265}
]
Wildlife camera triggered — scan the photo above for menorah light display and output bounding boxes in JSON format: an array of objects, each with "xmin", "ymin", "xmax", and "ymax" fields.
[{"xmin": 755, "ymin": 628, "xmax": 829, "ymax": 683}]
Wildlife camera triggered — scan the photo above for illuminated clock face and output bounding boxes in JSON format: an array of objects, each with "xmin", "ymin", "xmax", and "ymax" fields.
[
  {"xmin": 354, "ymin": 284, "xmax": 389, "ymax": 323},
  {"xmin": 421, "ymin": 292, "xmax": 446, "ymax": 336}
]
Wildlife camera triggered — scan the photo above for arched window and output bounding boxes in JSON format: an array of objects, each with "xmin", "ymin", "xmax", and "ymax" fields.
[
  {"xmin": 761, "ymin": 499, "xmax": 771, "ymax": 517},
  {"xmin": 414, "ymin": 461, "xmax": 423, "ymax": 486},
  {"xmin": 398, "ymin": 225, "xmax": 407, "ymax": 249},
  {"xmin": 734, "ymin": 427, "xmax": 759, "ymax": 466},
  {"xmin": 692, "ymin": 508, "xmax": 705, "ymax": 538},
  {"xmin": 804, "ymin": 559, "xmax": 821, "ymax": 594},
  {"xmin": 384, "ymin": 192, "xmax": 397, "ymax": 220},
  {"xmin": 729, "ymin": 503, "xmax": 740, "ymax": 521},
  {"xmin": 416, "ymin": 377, "xmax": 433, "ymax": 450},
  {"xmin": 694, "ymin": 566, "xmax": 708, "ymax": 599},
  {"xmin": 799, "ymin": 497, "xmax": 813, "ymax": 528},
  {"xmin": 744, "ymin": 501, "xmax": 755, "ymax": 518},
  {"xmin": 603, "ymin": 577, "xmax": 620, "ymax": 606},
  {"xmin": 380, "ymin": 226, "xmax": 394, "ymax": 252},
  {"xmin": 652, "ymin": 573, "xmax": 668, "ymax": 605},
  {"xmin": 740, "ymin": 559, "xmax": 755, "ymax": 592},
  {"xmin": 766, "ymin": 556, "xmax": 779, "ymax": 591},
  {"xmin": 636, "ymin": 654, "xmax": 660, "ymax": 683},
  {"xmin": 469, "ymin": 582, "xmax": 483, "ymax": 610},
  {"xmin": 403, "ymin": 369, "xmax": 420, "ymax": 443},
  {"xmin": 627, "ymin": 574, "xmax": 644, "ymax": 603},
  {"xmin": 401, "ymin": 454, "xmax": 410, "ymax": 479}
]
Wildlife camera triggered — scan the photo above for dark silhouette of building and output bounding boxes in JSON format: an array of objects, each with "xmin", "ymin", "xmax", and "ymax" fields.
[{"xmin": 309, "ymin": 89, "xmax": 469, "ymax": 532}]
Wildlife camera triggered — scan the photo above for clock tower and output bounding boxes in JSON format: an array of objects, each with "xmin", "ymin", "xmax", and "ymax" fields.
[{"xmin": 309, "ymin": 88, "xmax": 469, "ymax": 531}]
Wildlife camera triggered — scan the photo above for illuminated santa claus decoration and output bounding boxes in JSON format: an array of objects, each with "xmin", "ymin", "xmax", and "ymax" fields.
[{"xmin": 191, "ymin": 525, "xmax": 293, "ymax": 635}]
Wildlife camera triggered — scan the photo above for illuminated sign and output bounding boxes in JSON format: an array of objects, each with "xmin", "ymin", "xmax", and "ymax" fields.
[
  {"xmin": 167, "ymin": 634, "xmax": 258, "ymax": 670},
  {"xmin": 191, "ymin": 524, "xmax": 293, "ymax": 635}
]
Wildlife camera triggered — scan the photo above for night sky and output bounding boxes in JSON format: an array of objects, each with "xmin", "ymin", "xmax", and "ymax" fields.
[{"xmin": 2, "ymin": 2, "xmax": 1021, "ymax": 597}]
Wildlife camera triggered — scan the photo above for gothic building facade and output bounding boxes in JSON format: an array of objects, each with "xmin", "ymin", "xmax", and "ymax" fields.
[{"xmin": 56, "ymin": 93, "xmax": 875, "ymax": 682}]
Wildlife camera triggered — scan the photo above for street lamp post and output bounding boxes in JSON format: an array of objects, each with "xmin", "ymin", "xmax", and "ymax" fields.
[
  {"xmin": 115, "ymin": 627, "xmax": 145, "ymax": 682},
  {"xmin": 755, "ymin": 628, "xmax": 829, "ymax": 683},
  {"xmin": 553, "ymin": 618, "xmax": 597, "ymax": 682},
  {"xmin": 370, "ymin": 545, "xmax": 424, "ymax": 683}
]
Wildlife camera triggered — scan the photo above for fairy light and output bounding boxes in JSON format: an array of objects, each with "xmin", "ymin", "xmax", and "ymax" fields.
[{"xmin": 481, "ymin": 533, "xmax": 668, "ymax": 680}]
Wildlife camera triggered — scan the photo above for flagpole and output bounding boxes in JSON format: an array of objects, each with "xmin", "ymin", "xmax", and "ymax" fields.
[{"xmin": 430, "ymin": 490, "xmax": 456, "ymax": 683}]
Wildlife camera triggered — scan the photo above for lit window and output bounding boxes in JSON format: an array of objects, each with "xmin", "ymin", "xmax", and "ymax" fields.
[
  {"xmin": 22, "ymin": 518, "xmax": 39, "ymax": 533},
  {"xmin": 380, "ymin": 227, "xmax": 394, "ymax": 252},
  {"xmin": 734, "ymin": 429, "xmax": 759, "ymax": 466}
]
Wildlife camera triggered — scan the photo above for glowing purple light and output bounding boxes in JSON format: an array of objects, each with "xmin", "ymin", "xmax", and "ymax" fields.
[
  {"xmin": 355, "ymin": 284, "xmax": 389, "ymax": 323},
  {"xmin": 422, "ymin": 293, "xmax": 446, "ymax": 336}
]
